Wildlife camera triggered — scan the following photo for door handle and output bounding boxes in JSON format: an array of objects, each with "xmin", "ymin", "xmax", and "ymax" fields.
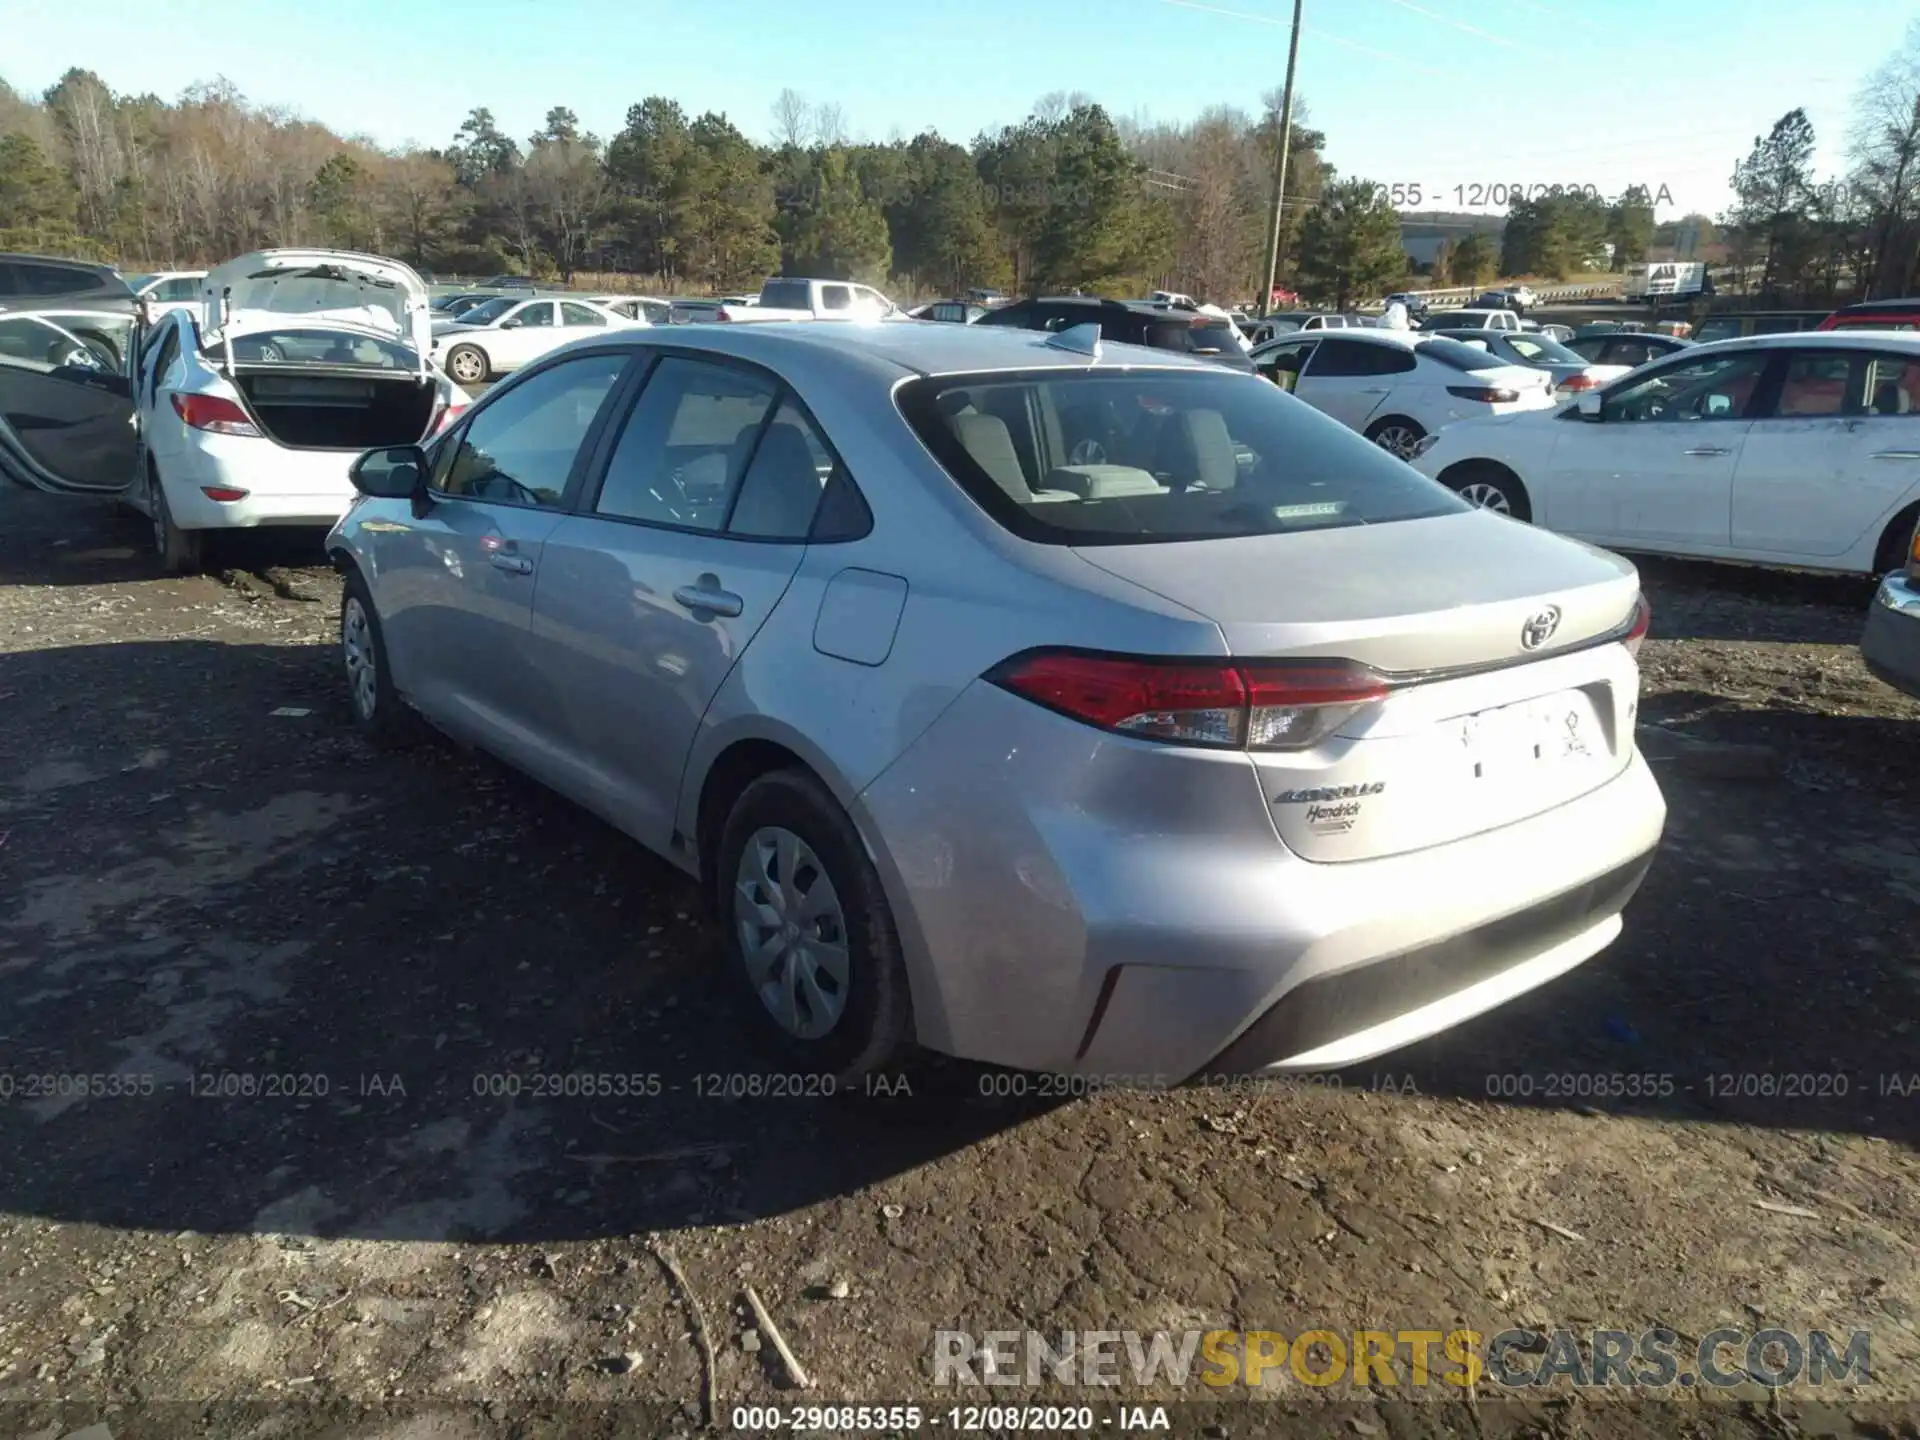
[
  {"xmin": 1871, "ymin": 450, "xmax": 1920, "ymax": 460},
  {"xmin": 1683, "ymin": 446, "xmax": 1730, "ymax": 456},
  {"xmin": 1362, "ymin": 386, "xmax": 1391, "ymax": 393},
  {"xmin": 673, "ymin": 582, "xmax": 744, "ymax": 618},
  {"xmin": 488, "ymin": 552, "xmax": 533, "ymax": 575}
]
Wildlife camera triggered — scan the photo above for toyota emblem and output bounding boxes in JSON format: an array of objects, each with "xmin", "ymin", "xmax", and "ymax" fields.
[{"xmin": 1521, "ymin": 605, "xmax": 1562, "ymax": 650}]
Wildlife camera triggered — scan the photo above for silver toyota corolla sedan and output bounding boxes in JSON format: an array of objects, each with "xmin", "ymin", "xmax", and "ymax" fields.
[{"xmin": 327, "ymin": 320, "xmax": 1667, "ymax": 1086}]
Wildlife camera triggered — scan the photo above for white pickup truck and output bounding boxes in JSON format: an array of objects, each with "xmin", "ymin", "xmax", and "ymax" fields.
[{"xmin": 717, "ymin": 277, "xmax": 906, "ymax": 323}]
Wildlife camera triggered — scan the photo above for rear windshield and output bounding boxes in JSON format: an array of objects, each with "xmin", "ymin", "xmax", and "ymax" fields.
[
  {"xmin": 759, "ymin": 279, "xmax": 812, "ymax": 309},
  {"xmin": 1419, "ymin": 337, "xmax": 1509, "ymax": 371},
  {"xmin": 210, "ymin": 328, "xmax": 418, "ymax": 368},
  {"xmin": 896, "ymin": 369, "xmax": 1464, "ymax": 545}
]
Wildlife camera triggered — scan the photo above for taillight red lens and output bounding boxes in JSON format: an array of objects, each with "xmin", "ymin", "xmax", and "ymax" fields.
[
  {"xmin": 171, "ymin": 392, "xmax": 260, "ymax": 437},
  {"xmin": 200, "ymin": 486, "xmax": 248, "ymax": 502},
  {"xmin": 987, "ymin": 651, "xmax": 1389, "ymax": 751},
  {"xmin": 1624, "ymin": 594, "xmax": 1651, "ymax": 657},
  {"xmin": 1907, "ymin": 520, "xmax": 1920, "ymax": 583},
  {"xmin": 1559, "ymin": 374, "xmax": 1599, "ymax": 391}
]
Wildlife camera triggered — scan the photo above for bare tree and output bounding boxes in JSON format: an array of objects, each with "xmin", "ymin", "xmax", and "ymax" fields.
[
  {"xmin": 1848, "ymin": 19, "xmax": 1920, "ymax": 297},
  {"xmin": 812, "ymin": 101, "xmax": 848, "ymax": 147},
  {"xmin": 770, "ymin": 88, "xmax": 812, "ymax": 149}
]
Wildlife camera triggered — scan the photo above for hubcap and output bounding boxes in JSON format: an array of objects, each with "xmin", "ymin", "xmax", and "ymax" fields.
[
  {"xmin": 450, "ymin": 349, "xmax": 483, "ymax": 382},
  {"xmin": 1458, "ymin": 481, "xmax": 1513, "ymax": 514},
  {"xmin": 733, "ymin": 826, "xmax": 850, "ymax": 1040},
  {"xmin": 1373, "ymin": 425, "xmax": 1421, "ymax": 459},
  {"xmin": 342, "ymin": 597, "xmax": 377, "ymax": 720}
]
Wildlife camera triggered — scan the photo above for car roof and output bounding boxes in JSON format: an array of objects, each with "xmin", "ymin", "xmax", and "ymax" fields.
[
  {"xmin": 595, "ymin": 317, "xmax": 1230, "ymax": 380},
  {"xmin": 1018, "ymin": 296, "xmax": 1212, "ymax": 317},
  {"xmin": 1828, "ymin": 298, "xmax": 1920, "ymax": 315},
  {"xmin": 1689, "ymin": 330, "xmax": 1920, "ymax": 353}
]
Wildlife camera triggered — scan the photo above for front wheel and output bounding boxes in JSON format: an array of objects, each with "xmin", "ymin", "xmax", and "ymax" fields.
[
  {"xmin": 340, "ymin": 568, "xmax": 422, "ymax": 748},
  {"xmin": 715, "ymin": 770, "xmax": 912, "ymax": 1083},
  {"xmin": 1365, "ymin": 415, "xmax": 1427, "ymax": 460},
  {"xmin": 444, "ymin": 344, "xmax": 489, "ymax": 385}
]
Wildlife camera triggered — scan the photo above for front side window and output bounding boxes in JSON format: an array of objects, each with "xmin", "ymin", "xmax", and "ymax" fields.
[
  {"xmin": 460, "ymin": 297, "xmax": 517, "ymax": 326},
  {"xmin": 1604, "ymin": 351, "xmax": 1771, "ymax": 423},
  {"xmin": 820, "ymin": 285, "xmax": 852, "ymax": 312},
  {"xmin": 1303, "ymin": 340, "xmax": 1384, "ymax": 378},
  {"xmin": 158, "ymin": 277, "xmax": 200, "ymax": 302},
  {"xmin": 437, "ymin": 351, "xmax": 628, "ymax": 506},
  {"xmin": 594, "ymin": 357, "xmax": 781, "ymax": 531},
  {"xmin": 897, "ymin": 369, "xmax": 1464, "ymax": 545},
  {"xmin": 507, "ymin": 302, "xmax": 554, "ymax": 328}
]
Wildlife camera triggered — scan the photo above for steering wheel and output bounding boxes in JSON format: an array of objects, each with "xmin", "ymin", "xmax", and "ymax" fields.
[
  {"xmin": 475, "ymin": 472, "xmax": 543, "ymax": 507},
  {"xmin": 255, "ymin": 342, "xmax": 285, "ymax": 362},
  {"xmin": 56, "ymin": 344, "xmax": 104, "ymax": 371},
  {"xmin": 1069, "ymin": 438, "xmax": 1108, "ymax": 465}
]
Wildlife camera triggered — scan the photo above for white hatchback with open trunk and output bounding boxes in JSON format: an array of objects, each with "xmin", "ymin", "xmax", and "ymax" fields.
[{"xmin": 0, "ymin": 248, "xmax": 470, "ymax": 572}]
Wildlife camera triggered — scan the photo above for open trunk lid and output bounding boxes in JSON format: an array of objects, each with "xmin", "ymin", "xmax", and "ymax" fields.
[
  {"xmin": 1073, "ymin": 510, "xmax": 1646, "ymax": 862},
  {"xmin": 201, "ymin": 250, "xmax": 432, "ymax": 378}
]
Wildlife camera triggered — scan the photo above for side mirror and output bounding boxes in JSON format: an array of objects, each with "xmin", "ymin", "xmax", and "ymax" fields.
[
  {"xmin": 1577, "ymin": 391, "xmax": 1604, "ymax": 420},
  {"xmin": 350, "ymin": 444, "xmax": 427, "ymax": 499}
]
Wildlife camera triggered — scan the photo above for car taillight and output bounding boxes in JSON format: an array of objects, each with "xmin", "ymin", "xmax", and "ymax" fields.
[
  {"xmin": 713, "ymin": 309, "xmax": 731, "ymax": 322},
  {"xmin": 171, "ymin": 392, "xmax": 260, "ymax": 437},
  {"xmin": 1447, "ymin": 385, "xmax": 1521, "ymax": 403},
  {"xmin": 985, "ymin": 650, "xmax": 1390, "ymax": 751},
  {"xmin": 430, "ymin": 398, "xmax": 470, "ymax": 436},
  {"xmin": 1624, "ymin": 594, "xmax": 1651, "ymax": 657},
  {"xmin": 200, "ymin": 486, "xmax": 248, "ymax": 502},
  {"xmin": 1558, "ymin": 373, "xmax": 1600, "ymax": 392},
  {"xmin": 1907, "ymin": 520, "xmax": 1920, "ymax": 585}
]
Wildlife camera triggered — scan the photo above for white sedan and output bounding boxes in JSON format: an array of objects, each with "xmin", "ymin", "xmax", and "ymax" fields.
[
  {"xmin": 1251, "ymin": 329, "xmax": 1555, "ymax": 457},
  {"xmin": 1411, "ymin": 332, "xmax": 1920, "ymax": 576},
  {"xmin": 431, "ymin": 296, "xmax": 635, "ymax": 384}
]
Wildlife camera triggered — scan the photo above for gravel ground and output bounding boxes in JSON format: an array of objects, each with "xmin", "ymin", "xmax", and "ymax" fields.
[{"xmin": 1, "ymin": 488, "xmax": 1918, "ymax": 1440}]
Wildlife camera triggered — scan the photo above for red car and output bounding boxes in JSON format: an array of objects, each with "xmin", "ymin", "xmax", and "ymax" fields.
[{"xmin": 1816, "ymin": 297, "xmax": 1920, "ymax": 332}]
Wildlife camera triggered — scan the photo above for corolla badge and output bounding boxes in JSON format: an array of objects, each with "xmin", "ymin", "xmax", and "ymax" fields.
[{"xmin": 1520, "ymin": 604, "xmax": 1562, "ymax": 650}]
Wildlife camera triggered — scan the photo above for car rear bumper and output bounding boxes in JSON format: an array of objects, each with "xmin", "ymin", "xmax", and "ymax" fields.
[
  {"xmin": 855, "ymin": 682, "xmax": 1667, "ymax": 1084},
  {"xmin": 166, "ymin": 435, "xmax": 358, "ymax": 531},
  {"xmin": 1862, "ymin": 572, "xmax": 1920, "ymax": 699}
]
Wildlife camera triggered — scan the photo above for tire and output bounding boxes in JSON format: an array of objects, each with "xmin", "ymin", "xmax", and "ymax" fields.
[
  {"xmin": 1873, "ymin": 503, "xmax": 1920, "ymax": 575},
  {"xmin": 340, "ymin": 566, "xmax": 422, "ymax": 748},
  {"xmin": 444, "ymin": 344, "xmax": 489, "ymax": 385},
  {"xmin": 1445, "ymin": 462, "xmax": 1532, "ymax": 522},
  {"xmin": 146, "ymin": 461, "xmax": 203, "ymax": 574},
  {"xmin": 1365, "ymin": 415, "xmax": 1427, "ymax": 460},
  {"xmin": 715, "ymin": 769, "xmax": 912, "ymax": 1082}
]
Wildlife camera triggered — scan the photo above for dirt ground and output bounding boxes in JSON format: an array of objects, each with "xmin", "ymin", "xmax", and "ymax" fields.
[{"xmin": 2, "ymin": 487, "xmax": 1918, "ymax": 1440}]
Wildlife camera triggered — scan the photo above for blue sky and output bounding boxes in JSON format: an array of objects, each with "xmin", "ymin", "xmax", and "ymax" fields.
[{"xmin": 1, "ymin": 0, "xmax": 1907, "ymax": 217}]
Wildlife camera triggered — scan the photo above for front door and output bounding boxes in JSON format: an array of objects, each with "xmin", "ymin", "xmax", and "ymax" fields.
[
  {"xmin": 373, "ymin": 350, "xmax": 632, "ymax": 752},
  {"xmin": 1554, "ymin": 347, "xmax": 1773, "ymax": 549},
  {"xmin": 529, "ymin": 355, "xmax": 830, "ymax": 850},
  {"xmin": 1733, "ymin": 348, "xmax": 1920, "ymax": 561},
  {"xmin": 0, "ymin": 307, "xmax": 140, "ymax": 494},
  {"xmin": 489, "ymin": 300, "xmax": 559, "ymax": 369}
]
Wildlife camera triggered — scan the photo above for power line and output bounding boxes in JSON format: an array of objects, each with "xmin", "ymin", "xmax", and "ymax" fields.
[
  {"xmin": 1373, "ymin": 0, "xmax": 1522, "ymax": 48},
  {"xmin": 1152, "ymin": 0, "xmax": 1450, "ymax": 77}
]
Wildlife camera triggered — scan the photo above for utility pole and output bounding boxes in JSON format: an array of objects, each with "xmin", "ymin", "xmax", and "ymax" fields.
[{"xmin": 1260, "ymin": 0, "xmax": 1304, "ymax": 317}]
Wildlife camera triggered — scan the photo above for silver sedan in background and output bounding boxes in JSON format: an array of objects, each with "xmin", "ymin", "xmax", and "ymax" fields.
[{"xmin": 328, "ymin": 321, "xmax": 1666, "ymax": 1084}]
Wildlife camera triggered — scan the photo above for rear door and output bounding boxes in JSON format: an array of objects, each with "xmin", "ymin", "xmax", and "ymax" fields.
[
  {"xmin": 527, "ymin": 355, "xmax": 827, "ymax": 849},
  {"xmin": 374, "ymin": 350, "xmax": 633, "ymax": 752},
  {"xmin": 0, "ymin": 308, "xmax": 139, "ymax": 494},
  {"xmin": 1733, "ymin": 348, "xmax": 1920, "ymax": 561}
]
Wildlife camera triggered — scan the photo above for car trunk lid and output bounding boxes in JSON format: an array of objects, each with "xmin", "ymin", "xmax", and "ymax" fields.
[
  {"xmin": 201, "ymin": 250, "xmax": 432, "ymax": 378},
  {"xmin": 1072, "ymin": 510, "xmax": 1645, "ymax": 862}
]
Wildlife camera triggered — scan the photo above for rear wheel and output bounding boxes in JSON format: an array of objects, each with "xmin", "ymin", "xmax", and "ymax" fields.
[
  {"xmin": 1365, "ymin": 415, "xmax": 1426, "ymax": 460},
  {"xmin": 1445, "ymin": 462, "xmax": 1532, "ymax": 522},
  {"xmin": 715, "ymin": 770, "xmax": 912, "ymax": 1083},
  {"xmin": 445, "ymin": 344, "xmax": 489, "ymax": 385},
  {"xmin": 1875, "ymin": 503, "xmax": 1920, "ymax": 575},
  {"xmin": 146, "ymin": 462, "xmax": 203, "ymax": 574}
]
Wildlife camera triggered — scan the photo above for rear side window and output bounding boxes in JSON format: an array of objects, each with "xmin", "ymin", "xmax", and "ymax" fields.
[
  {"xmin": 897, "ymin": 369, "xmax": 1463, "ymax": 545},
  {"xmin": 437, "ymin": 352, "xmax": 628, "ymax": 506},
  {"xmin": 1419, "ymin": 338, "xmax": 1508, "ymax": 372},
  {"xmin": 1865, "ymin": 355, "xmax": 1920, "ymax": 415},
  {"xmin": 561, "ymin": 302, "xmax": 608, "ymax": 327},
  {"xmin": 759, "ymin": 279, "xmax": 810, "ymax": 310}
]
